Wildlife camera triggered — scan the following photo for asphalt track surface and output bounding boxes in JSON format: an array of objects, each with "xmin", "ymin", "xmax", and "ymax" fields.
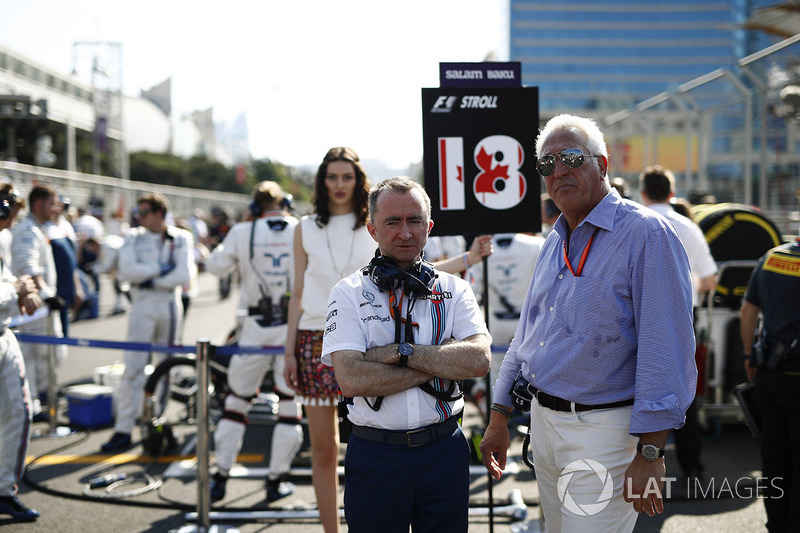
[{"xmin": 8, "ymin": 272, "xmax": 770, "ymax": 532}]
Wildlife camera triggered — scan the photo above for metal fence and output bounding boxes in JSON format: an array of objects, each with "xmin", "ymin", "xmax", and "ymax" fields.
[
  {"xmin": 0, "ymin": 160, "xmax": 250, "ymax": 222},
  {"xmin": 602, "ymin": 33, "xmax": 800, "ymax": 238}
]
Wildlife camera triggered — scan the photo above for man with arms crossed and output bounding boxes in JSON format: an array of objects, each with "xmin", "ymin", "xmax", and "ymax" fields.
[{"xmin": 322, "ymin": 176, "xmax": 491, "ymax": 532}]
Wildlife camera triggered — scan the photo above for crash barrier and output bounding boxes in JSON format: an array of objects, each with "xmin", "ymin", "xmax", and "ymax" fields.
[
  {"xmin": 12, "ymin": 327, "xmax": 531, "ymax": 530},
  {"xmin": 0, "ymin": 160, "xmax": 251, "ymax": 228}
]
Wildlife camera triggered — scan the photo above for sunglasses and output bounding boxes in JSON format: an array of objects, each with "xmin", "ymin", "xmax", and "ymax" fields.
[
  {"xmin": 136, "ymin": 208, "xmax": 152, "ymax": 218},
  {"xmin": 536, "ymin": 148, "xmax": 603, "ymax": 177}
]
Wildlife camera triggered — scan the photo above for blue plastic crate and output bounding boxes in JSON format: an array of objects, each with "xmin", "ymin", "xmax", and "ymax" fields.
[{"xmin": 66, "ymin": 384, "xmax": 113, "ymax": 428}]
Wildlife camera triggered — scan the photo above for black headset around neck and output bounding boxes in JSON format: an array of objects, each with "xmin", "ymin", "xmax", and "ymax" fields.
[{"xmin": 362, "ymin": 251, "xmax": 436, "ymax": 295}]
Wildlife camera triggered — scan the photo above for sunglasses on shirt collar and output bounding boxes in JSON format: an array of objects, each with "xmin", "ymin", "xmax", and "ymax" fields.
[{"xmin": 536, "ymin": 148, "xmax": 604, "ymax": 177}]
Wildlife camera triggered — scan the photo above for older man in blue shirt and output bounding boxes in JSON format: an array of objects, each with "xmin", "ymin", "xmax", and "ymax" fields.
[{"xmin": 481, "ymin": 114, "xmax": 696, "ymax": 532}]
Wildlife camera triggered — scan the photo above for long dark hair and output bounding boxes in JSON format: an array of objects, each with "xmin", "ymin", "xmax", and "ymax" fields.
[{"xmin": 313, "ymin": 147, "xmax": 370, "ymax": 229}]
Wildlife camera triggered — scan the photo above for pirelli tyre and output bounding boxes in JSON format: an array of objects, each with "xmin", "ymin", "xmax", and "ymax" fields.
[{"xmin": 692, "ymin": 203, "xmax": 783, "ymax": 308}]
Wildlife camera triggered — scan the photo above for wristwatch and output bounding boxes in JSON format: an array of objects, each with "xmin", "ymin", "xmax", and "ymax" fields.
[
  {"xmin": 637, "ymin": 443, "xmax": 665, "ymax": 461},
  {"xmin": 398, "ymin": 343, "xmax": 414, "ymax": 367}
]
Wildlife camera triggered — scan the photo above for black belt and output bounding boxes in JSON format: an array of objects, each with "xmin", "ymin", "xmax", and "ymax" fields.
[
  {"xmin": 350, "ymin": 415, "xmax": 460, "ymax": 448},
  {"xmin": 530, "ymin": 386, "xmax": 634, "ymax": 413},
  {"xmin": 247, "ymin": 307, "xmax": 262, "ymax": 316}
]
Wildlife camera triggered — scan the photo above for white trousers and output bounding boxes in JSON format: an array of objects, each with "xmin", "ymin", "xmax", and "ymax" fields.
[
  {"xmin": 18, "ymin": 312, "xmax": 65, "ymax": 415},
  {"xmin": 114, "ymin": 290, "xmax": 182, "ymax": 434},
  {"xmin": 214, "ymin": 355, "xmax": 302, "ymax": 479},
  {"xmin": 0, "ymin": 330, "xmax": 32, "ymax": 496},
  {"xmin": 529, "ymin": 401, "xmax": 639, "ymax": 533}
]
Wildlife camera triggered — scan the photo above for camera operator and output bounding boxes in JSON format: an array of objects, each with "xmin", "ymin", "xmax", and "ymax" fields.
[
  {"xmin": 204, "ymin": 181, "xmax": 303, "ymax": 502},
  {"xmin": 322, "ymin": 176, "xmax": 491, "ymax": 532}
]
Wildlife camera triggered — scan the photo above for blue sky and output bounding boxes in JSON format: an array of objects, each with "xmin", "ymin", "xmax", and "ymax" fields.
[{"xmin": 0, "ymin": 0, "xmax": 508, "ymax": 169}]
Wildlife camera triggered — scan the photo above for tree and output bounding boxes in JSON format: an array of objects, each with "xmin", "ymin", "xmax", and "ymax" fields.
[{"xmin": 128, "ymin": 151, "xmax": 313, "ymax": 200}]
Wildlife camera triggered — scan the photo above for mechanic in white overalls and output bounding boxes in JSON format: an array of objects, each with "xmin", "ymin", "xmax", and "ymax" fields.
[
  {"xmin": 10, "ymin": 184, "xmax": 65, "ymax": 421},
  {"xmin": 0, "ymin": 185, "xmax": 44, "ymax": 522},
  {"xmin": 205, "ymin": 181, "xmax": 303, "ymax": 502},
  {"xmin": 100, "ymin": 193, "xmax": 193, "ymax": 453}
]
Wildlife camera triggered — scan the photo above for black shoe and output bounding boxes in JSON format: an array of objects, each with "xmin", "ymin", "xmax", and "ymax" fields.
[
  {"xmin": 0, "ymin": 495, "xmax": 40, "ymax": 522},
  {"xmin": 210, "ymin": 473, "xmax": 227, "ymax": 502},
  {"xmin": 32, "ymin": 411, "xmax": 50, "ymax": 423},
  {"xmin": 100, "ymin": 432, "xmax": 132, "ymax": 453},
  {"xmin": 266, "ymin": 479, "xmax": 295, "ymax": 502}
]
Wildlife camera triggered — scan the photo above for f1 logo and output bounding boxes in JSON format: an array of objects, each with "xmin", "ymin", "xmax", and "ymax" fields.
[{"xmin": 431, "ymin": 96, "xmax": 458, "ymax": 113}]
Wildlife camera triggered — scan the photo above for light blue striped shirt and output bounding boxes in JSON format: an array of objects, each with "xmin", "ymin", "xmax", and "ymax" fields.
[{"xmin": 493, "ymin": 190, "xmax": 697, "ymax": 434}]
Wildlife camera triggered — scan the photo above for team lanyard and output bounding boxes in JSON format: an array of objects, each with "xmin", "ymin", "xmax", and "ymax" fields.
[
  {"xmin": 389, "ymin": 290, "xmax": 419, "ymax": 329},
  {"xmin": 563, "ymin": 227, "xmax": 599, "ymax": 277}
]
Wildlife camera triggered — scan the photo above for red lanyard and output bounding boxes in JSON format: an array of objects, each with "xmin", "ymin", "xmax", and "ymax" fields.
[{"xmin": 563, "ymin": 228, "xmax": 599, "ymax": 277}]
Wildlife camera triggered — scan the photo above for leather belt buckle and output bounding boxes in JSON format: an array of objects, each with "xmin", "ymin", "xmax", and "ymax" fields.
[{"xmin": 406, "ymin": 426, "xmax": 431, "ymax": 448}]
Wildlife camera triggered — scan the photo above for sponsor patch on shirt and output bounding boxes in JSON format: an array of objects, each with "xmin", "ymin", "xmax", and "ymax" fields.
[{"xmin": 763, "ymin": 250, "xmax": 800, "ymax": 277}]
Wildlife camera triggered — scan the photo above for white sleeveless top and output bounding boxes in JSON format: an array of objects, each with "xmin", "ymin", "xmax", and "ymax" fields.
[{"xmin": 298, "ymin": 213, "xmax": 376, "ymax": 330}]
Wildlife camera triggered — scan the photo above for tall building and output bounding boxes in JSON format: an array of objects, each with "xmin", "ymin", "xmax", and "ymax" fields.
[
  {"xmin": 511, "ymin": 0, "xmax": 776, "ymax": 114},
  {"xmin": 509, "ymin": 0, "xmax": 800, "ymax": 214}
]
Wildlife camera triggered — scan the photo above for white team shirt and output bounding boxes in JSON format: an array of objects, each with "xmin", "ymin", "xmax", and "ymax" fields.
[
  {"xmin": 467, "ymin": 233, "xmax": 544, "ymax": 345},
  {"xmin": 0, "ymin": 228, "xmax": 20, "ymax": 330},
  {"xmin": 118, "ymin": 225, "xmax": 193, "ymax": 294},
  {"xmin": 11, "ymin": 213, "xmax": 57, "ymax": 300},
  {"xmin": 649, "ymin": 203, "xmax": 718, "ymax": 307},
  {"xmin": 321, "ymin": 268, "xmax": 490, "ymax": 431},
  {"xmin": 205, "ymin": 213, "xmax": 298, "ymax": 347}
]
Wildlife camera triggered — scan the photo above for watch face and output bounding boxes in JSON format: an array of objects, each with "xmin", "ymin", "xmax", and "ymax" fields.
[
  {"xmin": 641, "ymin": 444, "xmax": 660, "ymax": 461},
  {"xmin": 399, "ymin": 343, "xmax": 414, "ymax": 356}
]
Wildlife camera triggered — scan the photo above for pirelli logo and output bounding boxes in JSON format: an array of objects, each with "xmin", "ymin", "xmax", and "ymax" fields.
[{"xmin": 763, "ymin": 251, "xmax": 800, "ymax": 277}]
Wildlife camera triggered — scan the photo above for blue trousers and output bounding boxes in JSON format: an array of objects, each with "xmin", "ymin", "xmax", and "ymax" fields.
[{"xmin": 344, "ymin": 426, "xmax": 470, "ymax": 533}]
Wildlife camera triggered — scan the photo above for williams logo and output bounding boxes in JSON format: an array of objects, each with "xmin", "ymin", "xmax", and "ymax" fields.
[{"xmin": 431, "ymin": 96, "xmax": 458, "ymax": 113}]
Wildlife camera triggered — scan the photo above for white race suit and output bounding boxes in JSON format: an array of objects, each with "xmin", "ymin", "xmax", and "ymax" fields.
[
  {"xmin": 10, "ymin": 213, "xmax": 64, "ymax": 416},
  {"xmin": 114, "ymin": 225, "xmax": 193, "ymax": 434},
  {"xmin": 0, "ymin": 228, "xmax": 32, "ymax": 496},
  {"xmin": 204, "ymin": 212, "xmax": 303, "ymax": 480}
]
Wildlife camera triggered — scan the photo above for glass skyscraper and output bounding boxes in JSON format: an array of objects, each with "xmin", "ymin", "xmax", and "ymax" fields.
[
  {"xmin": 511, "ymin": 0, "xmax": 776, "ymax": 114},
  {"xmin": 509, "ymin": 0, "xmax": 799, "ymax": 210}
]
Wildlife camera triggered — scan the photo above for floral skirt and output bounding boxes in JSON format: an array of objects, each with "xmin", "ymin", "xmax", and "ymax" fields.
[{"xmin": 294, "ymin": 329, "xmax": 338, "ymax": 406}]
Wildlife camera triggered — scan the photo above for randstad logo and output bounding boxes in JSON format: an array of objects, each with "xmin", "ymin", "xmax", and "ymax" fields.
[{"xmin": 557, "ymin": 459, "xmax": 614, "ymax": 516}]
